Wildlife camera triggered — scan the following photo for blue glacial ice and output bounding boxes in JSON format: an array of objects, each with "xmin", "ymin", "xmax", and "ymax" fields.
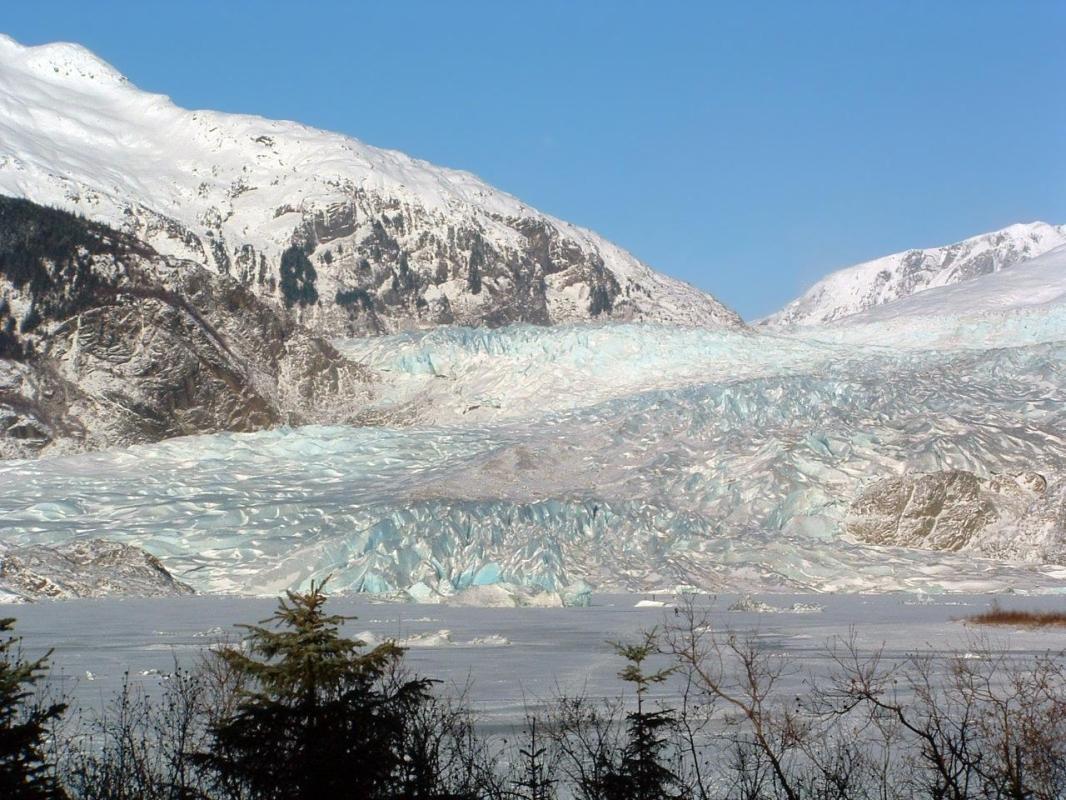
[{"xmin": 2, "ymin": 307, "xmax": 1066, "ymax": 599}]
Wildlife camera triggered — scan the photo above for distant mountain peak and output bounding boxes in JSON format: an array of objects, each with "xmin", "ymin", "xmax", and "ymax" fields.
[
  {"xmin": 763, "ymin": 221, "xmax": 1066, "ymax": 328},
  {"xmin": 0, "ymin": 34, "xmax": 129, "ymax": 88}
]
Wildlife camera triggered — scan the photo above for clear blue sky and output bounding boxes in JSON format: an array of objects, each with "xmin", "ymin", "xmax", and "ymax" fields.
[{"xmin": 5, "ymin": 1, "xmax": 1065, "ymax": 319}]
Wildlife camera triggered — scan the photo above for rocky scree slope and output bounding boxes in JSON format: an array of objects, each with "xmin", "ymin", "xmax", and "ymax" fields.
[
  {"xmin": 846, "ymin": 469, "xmax": 1064, "ymax": 561},
  {"xmin": 0, "ymin": 35, "xmax": 741, "ymax": 336},
  {"xmin": 0, "ymin": 197, "xmax": 371, "ymax": 459},
  {"xmin": 0, "ymin": 538, "xmax": 193, "ymax": 601}
]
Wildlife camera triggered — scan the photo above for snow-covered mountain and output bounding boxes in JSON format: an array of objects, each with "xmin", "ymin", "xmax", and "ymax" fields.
[
  {"xmin": 0, "ymin": 35, "xmax": 740, "ymax": 335},
  {"xmin": 783, "ymin": 244, "xmax": 1066, "ymax": 351},
  {"xmin": 830, "ymin": 243, "xmax": 1066, "ymax": 325},
  {"xmin": 763, "ymin": 222, "xmax": 1066, "ymax": 328}
]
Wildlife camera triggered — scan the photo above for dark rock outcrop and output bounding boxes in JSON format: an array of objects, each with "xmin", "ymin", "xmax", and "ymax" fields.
[
  {"xmin": 0, "ymin": 197, "xmax": 371, "ymax": 458},
  {"xmin": 0, "ymin": 538, "xmax": 194, "ymax": 600}
]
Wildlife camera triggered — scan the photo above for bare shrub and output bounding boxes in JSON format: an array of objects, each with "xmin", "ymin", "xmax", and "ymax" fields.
[
  {"xmin": 60, "ymin": 666, "xmax": 214, "ymax": 800},
  {"xmin": 966, "ymin": 604, "xmax": 1066, "ymax": 628}
]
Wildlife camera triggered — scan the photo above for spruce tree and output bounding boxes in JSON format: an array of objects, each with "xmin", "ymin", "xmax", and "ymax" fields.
[
  {"xmin": 0, "ymin": 618, "xmax": 67, "ymax": 800},
  {"xmin": 197, "ymin": 579, "xmax": 432, "ymax": 800},
  {"xmin": 599, "ymin": 632, "xmax": 680, "ymax": 800},
  {"xmin": 512, "ymin": 715, "xmax": 555, "ymax": 800}
]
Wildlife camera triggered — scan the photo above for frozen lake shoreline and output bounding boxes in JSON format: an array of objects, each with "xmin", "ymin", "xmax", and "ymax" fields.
[{"xmin": 11, "ymin": 592, "xmax": 1066, "ymax": 727}]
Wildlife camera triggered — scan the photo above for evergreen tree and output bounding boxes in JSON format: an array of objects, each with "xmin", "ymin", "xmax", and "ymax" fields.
[
  {"xmin": 197, "ymin": 579, "xmax": 432, "ymax": 800},
  {"xmin": 511, "ymin": 715, "xmax": 555, "ymax": 800},
  {"xmin": 0, "ymin": 618, "xmax": 67, "ymax": 800},
  {"xmin": 598, "ymin": 632, "xmax": 680, "ymax": 800}
]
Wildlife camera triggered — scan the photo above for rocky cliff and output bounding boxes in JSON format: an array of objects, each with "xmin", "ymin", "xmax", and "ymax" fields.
[
  {"xmin": 0, "ymin": 197, "xmax": 371, "ymax": 458},
  {"xmin": 0, "ymin": 538, "xmax": 194, "ymax": 601},
  {"xmin": 846, "ymin": 469, "xmax": 1064, "ymax": 562}
]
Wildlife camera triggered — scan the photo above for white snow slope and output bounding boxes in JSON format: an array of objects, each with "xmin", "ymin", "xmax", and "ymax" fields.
[
  {"xmin": 789, "ymin": 244, "xmax": 1066, "ymax": 348},
  {"xmin": 763, "ymin": 223, "xmax": 1066, "ymax": 328},
  {"xmin": 0, "ymin": 35, "xmax": 739, "ymax": 333}
]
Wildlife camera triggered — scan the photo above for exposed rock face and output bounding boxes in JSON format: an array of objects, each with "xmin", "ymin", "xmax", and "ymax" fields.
[
  {"xmin": 0, "ymin": 35, "xmax": 743, "ymax": 337},
  {"xmin": 846, "ymin": 469, "xmax": 1063, "ymax": 558},
  {"xmin": 0, "ymin": 538, "xmax": 194, "ymax": 600},
  {"xmin": 292, "ymin": 202, "xmax": 661, "ymax": 336},
  {"xmin": 0, "ymin": 197, "xmax": 371, "ymax": 458}
]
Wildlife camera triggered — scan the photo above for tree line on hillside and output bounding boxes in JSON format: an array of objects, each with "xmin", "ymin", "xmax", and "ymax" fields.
[{"xmin": 3, "ymin": 583, "xmax": 1066, "ymax": 800}]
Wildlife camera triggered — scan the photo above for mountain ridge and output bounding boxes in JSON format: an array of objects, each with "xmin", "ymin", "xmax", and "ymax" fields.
[
  {"xmin": 0, "ymin": 34, "xmax": 742, "ymax": 336},
  {"xmin": 763, "ymin": 221, "xmax": 1066, "ymax": 328}
]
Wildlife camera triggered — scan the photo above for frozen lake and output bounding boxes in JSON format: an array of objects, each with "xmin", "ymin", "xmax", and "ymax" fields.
[{"xmin": 11, "ymin": 592, "xmax": 1066, "ymax": 729}]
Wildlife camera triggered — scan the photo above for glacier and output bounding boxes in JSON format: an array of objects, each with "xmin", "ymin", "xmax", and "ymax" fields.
[{"xmin": 3, "ymin": 249, "xmax": 1066, "ymax": 599}]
